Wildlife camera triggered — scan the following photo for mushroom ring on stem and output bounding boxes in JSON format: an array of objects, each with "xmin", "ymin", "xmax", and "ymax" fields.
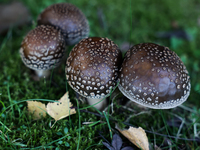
[
  {"xmin": 118, "ymin": 43, "xmax": 191, "ymax": 109},
  {"xmin": 37, "ymin": 3, "xmax": 89, "ymax": 45},
  {"xmin": 20, "ymin": 25, "xmax": 66, "ymax": 78},
  {"xmin": 66, "ymin": 37, "xmax": 122, "ymax": 110}
]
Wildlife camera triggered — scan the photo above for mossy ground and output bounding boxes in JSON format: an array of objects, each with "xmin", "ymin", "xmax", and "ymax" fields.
[{"xmin": 0, "ymin": 0, "xmax": 200, "ymax": 149}]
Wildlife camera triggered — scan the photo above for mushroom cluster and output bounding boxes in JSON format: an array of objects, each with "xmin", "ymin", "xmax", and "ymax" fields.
[
  {"xmin": 19, "ymin": 3, "xmax": 191, "ymax": 110},
  {"xmin": 65, "ymin": 37, "xmax": 122, "ymax": 110},
  {"xmin": 118, "ymin": 43, "xmax": 191, "ymax": 109},
  {"xmin": 20, "ymin": 3, "xmax": 89, "ymax": 78}
]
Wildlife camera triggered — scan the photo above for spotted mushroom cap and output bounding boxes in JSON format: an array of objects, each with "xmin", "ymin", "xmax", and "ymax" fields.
[
  {"xmin": 37, "ymin": 3, "xmax": 89, "ymax": 45},
  {"xmin": 118, "ymin": 43, "xmax": 191, "ymax": 109},
  {"xmin": 66, "ymin": 37, "xmax": 122, "ymax": 99},
  {"xmin": 20, "ymin": 25, "xmax": 66, "ymax": 71}
]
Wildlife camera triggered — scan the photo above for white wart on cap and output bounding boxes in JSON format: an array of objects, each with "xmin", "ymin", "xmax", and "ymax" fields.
[
  {"xmin": 37, "ymin": 3, "xmax": 89, "ymax": 45},
  {"xmin": 20, "ymin": 25, "xmax": 66, "ymax": 78},
  {"xmin": 118, "ymin": 43, "xmax": 191, "ymax": 109},
  {"xmin": 66, "ymin": 37, "xmax": 122, "ymax": 110}
]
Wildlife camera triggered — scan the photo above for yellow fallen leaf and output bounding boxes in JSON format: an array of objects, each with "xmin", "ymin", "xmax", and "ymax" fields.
[
  {"xmin": 27, "ymin": 101, "xmax": 46, "ymax": 120},
  {"xmin": 46, "ymin": 92, "xmax": 76, "ymax": 121},
  {"xmin": 116, "ymin": 125, "xmax": 149, "ymax": 150}
]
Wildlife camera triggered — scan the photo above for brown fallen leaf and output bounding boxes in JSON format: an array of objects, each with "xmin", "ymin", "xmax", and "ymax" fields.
[
  {"xmin": 27, "ymin": 101, "xmax": 46, "ymax": 120},
  {"xmin": 116, "ymin": 125, "xmax": 149, "ymax": 150},
  {"xmin": 46, "ymin": 92, "xmax": 76, "ymax": 121}
]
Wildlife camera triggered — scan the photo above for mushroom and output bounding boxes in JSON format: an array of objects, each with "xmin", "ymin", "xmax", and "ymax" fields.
[
  {"xmin": 37, "ymin": 3, "xmax": 89, "ymax": 45},
  {"xmin": 20, "ymin": 25, "xmax": 66, "ymax": 78},
  {"xmin": 65, "ymin": 37, "xmax": 122, "ymax": 110},
  {"xmin": 118, "ymin": 43, "xmax": 191, "ymax": 109}
]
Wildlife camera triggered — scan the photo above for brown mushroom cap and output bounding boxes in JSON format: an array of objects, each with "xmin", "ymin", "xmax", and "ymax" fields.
[
  {"xmin": 20, "ymin": 25, "xmax": 66, "ymax": 72},
  {"xmin": 37, "ymin": 3, "xmax": 89, "ymax": 45},
  {"xmin": 66, "ymin": 37, "xmax": 122, "ymax": 99},
  {"xmin": 118, "ymin": 43, "xmax": 191, "ymax": 109}
]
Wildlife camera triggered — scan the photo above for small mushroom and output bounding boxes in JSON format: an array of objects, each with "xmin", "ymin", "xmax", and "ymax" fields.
[
  {"xmin": 118, "ymin": 43, "xmax": 191, "ymax": 109},
  {"xmin": 20, "ymin": 25, "xmax": 66, "ymax": 78},
  {"xmin": 66, "ymin": 37, "xmax": 122, "ymax": 110},
  {"xmin": 37, "ymin": 3, "xmax": 89, "ymax": 45}
]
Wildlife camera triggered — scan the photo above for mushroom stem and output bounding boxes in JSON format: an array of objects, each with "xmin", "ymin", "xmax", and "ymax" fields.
[
  {"xmin": 87, "ymin": 97, "xmax": 107, "ymax": 111},
  {"xmin": 35, "ymin": 70, "xmax": 51, "ymax": 78}
]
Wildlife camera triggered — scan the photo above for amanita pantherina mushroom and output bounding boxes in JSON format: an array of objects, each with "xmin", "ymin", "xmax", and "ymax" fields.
[
  {"xmin": 118, "ymin": 43, "xmax": 190, "ymax": 109},
  {"xmin": 37, "ymin": 3, "xmax": 89, "ymax": 45},
  {"xmin": 66, "ymin": 37, "xmax": 122, "ymax": 110},
  {"xmin": 20, "ymin": 25, "xmax": 66, "ymax": 78}
]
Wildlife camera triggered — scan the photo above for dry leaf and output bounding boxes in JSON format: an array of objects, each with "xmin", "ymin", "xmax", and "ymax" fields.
[
  {"xmin": 46, "ymin": 92, "xmax": 76, "ymax": 121},
  {"xmin": 27, "ymin": 101, "xmax": 46, "ymax": 120},
  {"xmin": 116, "ymin": 125, "xmax": 149, "ymax": 150}
]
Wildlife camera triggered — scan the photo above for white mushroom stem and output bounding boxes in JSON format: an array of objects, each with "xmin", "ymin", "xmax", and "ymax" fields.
[
  {"xmin": 35, "ymin": 70, "xmax": 51, "ymax": 78},
  {"xmin": 87, "ymin": 97, "xmax": 107, "ymax": 111}
]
